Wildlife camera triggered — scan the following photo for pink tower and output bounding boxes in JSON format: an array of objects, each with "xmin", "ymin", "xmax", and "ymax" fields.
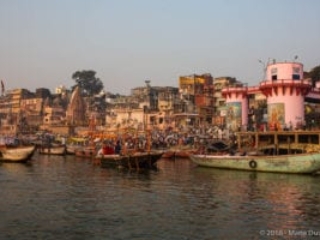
[
  {"xmin": 222, "ymin": 87, "xmax": 248, "ymax": 131},
  {"xmin": 259, "ymin": 61, "xmax": 312, "ymax": 130}
]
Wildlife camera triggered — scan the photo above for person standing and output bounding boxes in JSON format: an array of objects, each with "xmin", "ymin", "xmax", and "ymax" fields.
[{"xmin": 115, "ymin": 140, "xmax": 122, "ymax": 154}]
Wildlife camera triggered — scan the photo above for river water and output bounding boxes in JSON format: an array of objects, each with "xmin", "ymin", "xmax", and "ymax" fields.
[{"xmin": 1, "ymin": 153, "xmax": 320, "ymax": 240}]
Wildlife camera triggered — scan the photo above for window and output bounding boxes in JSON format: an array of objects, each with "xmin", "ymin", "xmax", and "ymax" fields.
[
  {"xmin": 271, "ymin": 68, "xmax": 277, "ymax": 80},
  {"xmin": 292, "ymin": 67, "xmax": 300, "ymax": 80},
  {"xmin": 292, "ymin": 74, "xmax": 300, "ymax": 80}
]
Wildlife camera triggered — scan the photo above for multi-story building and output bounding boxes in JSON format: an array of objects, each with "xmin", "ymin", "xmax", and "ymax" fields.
[
  {"xmin": 0, "ymin": 88, "xmax": 35, "ymax": 134},
  {"xmin": 107, "ymin": 83, "xmax": 180, "ymax": 131},
  {"xmin": 175, "ymin": 74, "xmax": 214, "ymax": 129},
  {"xmin": 195, "ymin": 84, "xmax": 215, "ymax": 126},
  {"xmin": 131, "ymin": 80, "xmax": 159, "ymax": 112},
  {"xmin": 213, "ymin": 77, "xmax": 237, "ymax": 112},
  {"xmin": 221, "ymin": 60, "xmax": 319, "ymax": 131},
  {"xmin": 35, "ymin": 88, "xmax": 51, "ymax": 99},
  {"xmin": 179, "ymin": 73, "xmax": 213, "ymax": 113},
  {"xmin": 20, "ymin": 97, "xmax": 44, "ymax": 131},
  {"xmin": 0, "ymin": 88, "xmax": 34, "ymax": 114}
]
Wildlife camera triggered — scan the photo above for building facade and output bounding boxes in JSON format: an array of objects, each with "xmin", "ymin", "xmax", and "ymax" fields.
[{"xmin": 222, "ymin": 60, "xmax": 315, "ymax": 131}]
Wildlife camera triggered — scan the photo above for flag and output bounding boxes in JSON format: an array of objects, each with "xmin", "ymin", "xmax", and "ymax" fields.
[{"xmin": 1, "ymin": 80, "xmax": 4, "ymax": 95}]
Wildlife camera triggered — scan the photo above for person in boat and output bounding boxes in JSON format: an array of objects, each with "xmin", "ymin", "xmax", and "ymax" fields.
[
  {"xmin": 103, "ymin": 141, "xmax": 115, "ymax": 155},
  {"xmin": 234, "ymin": 148, "xmax": 246, "ymax": 156},
  {"xmin": 97, "ymin": 141, "xmax": 115, "ymax": 156},
  {"xmin": 114, "ymin": 140, "xmax": 121, "ymax": 154},
  {"xmin": 60, "ymin": 136, "xmax": 66, "ymax": 146},
  {"xmin": 97, "ymin": 142, "xmax": 106, "ymax": 156}
]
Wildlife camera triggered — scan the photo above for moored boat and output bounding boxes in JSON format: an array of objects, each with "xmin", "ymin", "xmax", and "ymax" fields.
[
  {"xmin": 5, "ymin": 145, "xmax": 36, "ymax": 156},
  {"xmin": 190, "ymin": 152, "xmax": 320, "ymax": 174},
  {"xmin": 38, "ymin": 145, "xmax": 66, "ymax": 155},
  {"xmin": 0, "ymin": 145, "xmax": 36, "ymax": 163},
  {"xmin": 66, "ymin": 144, "xmax": 81, "ymax": 155},
  {"xmin": 162, "ymin": 148, "xmax": 198, "ymax": 159},
  {"xmin": 98, "ymin": 150, "xmax": 163, "ymax": 169},
  {"xmin": 190, "ymin": 130, "xmax": 320, "ymax": 174},
  {"xmin": 66, "ymin": 137, "xmax": 90, "ymax": 155},
  {"xmin": 74, "ymin": 146, "xmax": 97, "ymax": 158}
]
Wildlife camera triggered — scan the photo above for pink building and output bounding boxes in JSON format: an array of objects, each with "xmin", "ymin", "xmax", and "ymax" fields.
[
  {"xmin": 222, "ymin": 87, "xmax": 248, "ymax": 131},
  {"xmin": 259, "ymin": 61, "xmax": 311, "ymax": 130},
  {"xmin": 222, "ymin": 61, "xmax": 313, "ymax": 131}
]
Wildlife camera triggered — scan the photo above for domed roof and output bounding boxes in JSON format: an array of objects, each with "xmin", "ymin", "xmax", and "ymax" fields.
[{"xmin": 66, "ymin": 86, "xmax": 86, "ymax": 124}]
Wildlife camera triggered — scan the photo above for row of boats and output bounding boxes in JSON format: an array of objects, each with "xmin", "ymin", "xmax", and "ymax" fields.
[
  {"xmin": 2, "ymin": 130, "xmax": 320, "ymax": 174},
  {"xmin": 0, "ymin": 137, "xmax": 166, "ymax": 170}
]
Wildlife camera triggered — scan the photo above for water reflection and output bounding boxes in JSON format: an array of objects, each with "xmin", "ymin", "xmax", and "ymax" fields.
[
  {"xmin": 192, "ymin": 166, "xmax": 320, "ymax": 234},
  {"xmin": 0, "ymin": 156, "xmax": 319, "ymax": 239},
  {"xmin": 0, "ymin": 161, "xmax": 33, "ymax": 173}
]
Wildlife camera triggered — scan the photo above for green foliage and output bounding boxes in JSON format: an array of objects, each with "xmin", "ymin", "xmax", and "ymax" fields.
[
  {"xmin": 71, "ymin": 70, "xmax": 104, "ymax": 96},
  {"xmin": 306, "ymin": 65, "xmax": 320, "ymax": 87}
]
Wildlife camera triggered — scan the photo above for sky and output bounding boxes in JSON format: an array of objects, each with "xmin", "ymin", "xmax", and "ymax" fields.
[{"xmin": 0, "ymin": 0, "xmax": 320, "ymax": 94}]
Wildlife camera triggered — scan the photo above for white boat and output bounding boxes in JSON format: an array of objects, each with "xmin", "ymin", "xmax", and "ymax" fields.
[
  {"xmin": 189, "ymin": 152, "xmax": 320, "ymax": 174},
  {"xmin": 38, "ymin": 145, "xmax": 66, "ymax": 155},
  {"xmin": 0, "ymin": 145, "xmax": 36, "ymax": 163},
  {"xmin": 66, "ymin": 144, "xmax": 82, "ymax": 155},
  {"xmin": 5, "ymin": 145, "xmax": 36, "ymax": 155},
  {"xmin": 66, "ymin": 137, "xmax": 89, "ymax": 155}
]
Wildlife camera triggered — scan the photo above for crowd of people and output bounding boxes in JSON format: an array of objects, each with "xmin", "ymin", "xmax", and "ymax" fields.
[{"xmin": 94, "ymin": 126, "xmax": 236, "ymax": 156}]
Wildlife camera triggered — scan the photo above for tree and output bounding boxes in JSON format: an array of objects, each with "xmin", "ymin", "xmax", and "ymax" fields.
[
  {"xmin": 71, "ymin": 70, "xmax": 104, "ymax": 96},
  {"xmin": 305, "ymin": 65, "xmax": 320, "ymax": 87}
]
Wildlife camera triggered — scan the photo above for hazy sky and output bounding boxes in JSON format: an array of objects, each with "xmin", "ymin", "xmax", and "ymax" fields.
[{"xmin": 1, "ymin": 0, "xmax": 319, "ymax": 94}]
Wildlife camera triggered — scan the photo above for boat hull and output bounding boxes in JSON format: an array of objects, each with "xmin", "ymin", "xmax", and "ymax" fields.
[
  {"xmin": 0, "ymin": 145, "xmax": 36, "ymax": 163},
  {"xmin": 74, "ymin": 147, "xmax": 96, "ymax": 158},
  {"xmin": 66, "ymin": 145, "xmax": 80, "ymax": 155},
  {"xmin": 162, "ymin": 149, "xmax": 197, "ymax": 159},
  {"xmin": 190, "ymin": 152, "xmax": 320, "ymax": 174},
  {"xmin": 99, "ymin": 151, "xmax": 163, "ymax": 169},
  {"xmin": 38, "ymin": 146, "xmax": 66, "ymax": 155}
]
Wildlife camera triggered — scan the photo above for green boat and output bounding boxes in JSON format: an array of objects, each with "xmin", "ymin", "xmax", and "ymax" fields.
[{"xmin": 190, "ymin": 152, "xmax": 320, "ymax": 174}]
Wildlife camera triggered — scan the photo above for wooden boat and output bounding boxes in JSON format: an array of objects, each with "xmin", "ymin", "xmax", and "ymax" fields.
[
  {"xmin": 189, "ymin": 151, "xmax": 320, "ymax": 174},
  {"xmin": 5, "ymin": 145, "xmax": 36, "ymax": 156},
  {"xmin": 38, "ymin": 145, "xmax": 66, "ymax": 155},
  {"xmin": 0, "ymin": 145, "xmax": 36, "ymax": 163},
  {"xmin": 98, "ymin": 150, "xmax": 163, "ymax": 169},
  {"xmin": 66, "ymin": 144, "xmax": 80, "ymax": 155},
  {"xmin": 66, "ymin": 137, "xmax": 90, "ymax": 155},
  {"xmin": 74, "ymin": 146, "xmax": 97, "ymax": 158},
  {"xmin": 162, "ymin": 148, "xmax": 198, "ymax": 159}
]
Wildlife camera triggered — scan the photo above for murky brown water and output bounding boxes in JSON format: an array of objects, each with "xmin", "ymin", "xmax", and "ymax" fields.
[{"xmin": 1, "ymin": 154, "xmax": 320, "ymax": 239}]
